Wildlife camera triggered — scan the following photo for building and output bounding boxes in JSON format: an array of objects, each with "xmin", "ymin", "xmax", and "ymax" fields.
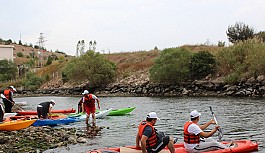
[{"xmin": 0, "ymin": 45, "xmax": 15, "ymax": 61}]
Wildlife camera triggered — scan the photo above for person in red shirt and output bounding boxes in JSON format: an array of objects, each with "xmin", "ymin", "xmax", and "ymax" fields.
[
  {"xmin": 81, "ymin": 90, "xmax": 100, "ymax": 126},
  {"xmin": 2, "ymin": 86, "xmax": 16, "ymax": 113}
]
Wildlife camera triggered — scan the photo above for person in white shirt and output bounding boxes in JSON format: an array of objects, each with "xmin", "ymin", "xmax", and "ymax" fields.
[{"xmin": 183, "ymin": 110, "xmax": 236, "ymax": 153}]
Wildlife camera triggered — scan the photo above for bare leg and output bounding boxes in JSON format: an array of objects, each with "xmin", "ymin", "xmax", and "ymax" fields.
[
  {"xmin": 86, "ymin": 113, "xmax": 90, "ymax": 125},
  {"xmin": 92, "ymin": 113, "xmax": 96, "ymax": 126}
]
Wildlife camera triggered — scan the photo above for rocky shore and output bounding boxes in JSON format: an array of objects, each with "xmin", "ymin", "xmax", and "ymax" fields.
[
  {"xmin": 17, "ymin": 75, "xmax": 265, "ymax": 97},
  {"xmin": 0, "ymin": 125, "xmax": 103, "ymax": 153}
]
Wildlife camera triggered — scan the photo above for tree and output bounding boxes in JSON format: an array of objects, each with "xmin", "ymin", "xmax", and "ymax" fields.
[
  {"xmin": 0, "ymin": 60, "xmax": 17, "ymax": 81},
  {"xmin": 226, "ymin": 22, "xmax": 254, "ymax": 43},
  {"xmin": 149, "ymin": 47, "xmax": 192, "ymax": 84},
  {"xmin": 63, "ymin": 50, "xmax": 116, "ymax": 87}
]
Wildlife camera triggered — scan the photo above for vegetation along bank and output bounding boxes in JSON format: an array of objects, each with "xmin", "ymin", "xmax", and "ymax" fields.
[{"xmin": 1, "ymin": 22, "xmax": 265, "ymax": 97}]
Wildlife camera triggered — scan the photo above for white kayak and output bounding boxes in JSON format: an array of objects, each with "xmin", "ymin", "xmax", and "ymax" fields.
[
  {"xmin": 69, "ymin": 108, "xmax": 113, "ymax": 121},
  {"xmin": 4, "ymin": 113, "xmax": 17, "ymax": 118}
]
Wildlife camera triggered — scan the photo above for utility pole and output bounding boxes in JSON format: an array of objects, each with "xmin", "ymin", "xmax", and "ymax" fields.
[{"xmin": 36, "ymin": 33, "xmax": 47, "ymax": 67}]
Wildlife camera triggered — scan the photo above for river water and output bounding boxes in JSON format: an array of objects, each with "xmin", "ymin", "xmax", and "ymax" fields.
[{"xmin": 14, "ymin": 96, "xmax": 265, "ymax": 153}]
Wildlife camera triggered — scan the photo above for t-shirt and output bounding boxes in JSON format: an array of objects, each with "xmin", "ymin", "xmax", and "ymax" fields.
[
  {"xmin": 184, "ymin": 122, "xmax": 203, "ymax": 151},
  {"xmin": 143, "ymin": 126, "xmax": 152, "ymax": 137}
]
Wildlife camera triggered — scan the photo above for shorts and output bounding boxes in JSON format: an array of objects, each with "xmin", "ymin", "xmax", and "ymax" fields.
[
  {"xmin": 37, "ymin": 107, "xmax": 47, "ymax": 119},
  {"xmin": 147, "ymin": 136, "xmax": 170, "ymax": 153},
  {"xmin": 85, "ymin": 107, "xmax": 96, "ymax": 114}
]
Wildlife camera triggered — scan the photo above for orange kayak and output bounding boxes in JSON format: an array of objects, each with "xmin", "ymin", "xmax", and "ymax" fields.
[
  {"xmin": 0, "ymin": 119, "xmax": 36, "ymax": 131},
  {"xmin": 87, "ymin": 140, "xmax": 258, "ymax": 153},
  {"xmin": 16, "ymin": 108, "xmax": 76, "ymax": 115}
]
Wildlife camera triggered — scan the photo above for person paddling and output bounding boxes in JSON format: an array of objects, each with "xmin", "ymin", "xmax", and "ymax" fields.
[
  {"xmin": 81, "ymin": 90, "xmax": 100, "ymax": 126},
  {"xmin": 2, "ymin": 86, "xmax": 16, "ymax": 113},
  {"xmin": 184, "ymin": 110, "xmax": 237, "ymax": 153},
  {"xmin": 136, "ymin": 112, "xmax": 175, "ymax": 153},
  {"xmin": 37, "ymin": 100, "xmax": 55, "ymax": 119}
]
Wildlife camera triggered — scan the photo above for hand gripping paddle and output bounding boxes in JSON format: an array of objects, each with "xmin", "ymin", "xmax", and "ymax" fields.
[{"xmin": 209, "ymin": 106, "xmax": 223, "ymax": 141}]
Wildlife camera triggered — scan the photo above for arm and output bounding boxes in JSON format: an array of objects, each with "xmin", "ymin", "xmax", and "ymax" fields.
[
  {"xmin": 97, "ymin": 99, "xmax": 100, "ymax": 109},
  {"xmin": 199, "ymin": 126, "xmax": 219, "ymax": 138},
  {"xmin": 199, "ymin": 119, "xmax": 215, "ymax": 130},
  {"xmin": 140, "ymin": 135, "xmax": 148, "ymax": 153},
  {"xmin": 82, "ymin": 102, "xmax": 85, "ymax": 113},
  {"xmin": 136, "ymin": 132, "xmax": 141, "ymax": 148},
  {"xmin": 48, "ymin": 106, "xmax": 52, "ymax": 118}
]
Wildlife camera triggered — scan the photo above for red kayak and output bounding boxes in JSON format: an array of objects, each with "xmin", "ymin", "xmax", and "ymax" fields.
[
  {"xmin": 87, "ymin": 140, "xmax": 258, "ymax": 153},
  {"xmin": 16, "ymin": 108, "xmax": 76, "ymax": 115}
]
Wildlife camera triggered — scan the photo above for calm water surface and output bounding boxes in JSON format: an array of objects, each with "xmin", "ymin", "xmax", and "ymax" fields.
[{"xmin": 14, "ymin": 96, "xmax": 265, "ymax": 153}]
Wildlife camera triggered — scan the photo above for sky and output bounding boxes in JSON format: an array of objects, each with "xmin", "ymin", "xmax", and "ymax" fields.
[{"xmin": 0, "ymin": 0, "xmax": 264, "ymax": 56}]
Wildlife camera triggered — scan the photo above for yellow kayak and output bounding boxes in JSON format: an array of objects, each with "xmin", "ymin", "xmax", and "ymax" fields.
[{"xmin": 0, "ymin": 119, "xmax": 36, "ymax": 131}]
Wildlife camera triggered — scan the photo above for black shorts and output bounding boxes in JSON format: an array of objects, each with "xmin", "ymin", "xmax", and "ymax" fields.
[{"xmin": 147, "ymin": 136, "xmax": 170, "ymax": 153}]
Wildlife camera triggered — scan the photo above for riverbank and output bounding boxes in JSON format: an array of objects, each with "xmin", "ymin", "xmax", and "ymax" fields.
[
  {"xmin": 16, "ymin": 75, "xmax": 265, "ymax": 97},
  {"xmin": 0, "ymin": 125, "xmax": 103, "ymax": 152}
]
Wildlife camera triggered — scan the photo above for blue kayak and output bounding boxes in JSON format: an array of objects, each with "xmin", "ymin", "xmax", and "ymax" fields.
[{"xmin": 32, "ymin": 117, "xmax": 77, "ymax": 126}]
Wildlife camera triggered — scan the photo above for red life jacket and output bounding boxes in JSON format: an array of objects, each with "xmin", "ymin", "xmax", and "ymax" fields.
[
  {"xmin": 184, "ymin": 121, "xmax": 200, "ymax": 144},
  {"xmin": 84, "ymin": 94, "xmax": 95, "ymax": 108},
  {"xmin": 138, "ymin": 120, "xmax": 157, "ymax": 148},
  {"xmin": 3, "ymin": 89, "xmax": 11, "ymax": 100}
]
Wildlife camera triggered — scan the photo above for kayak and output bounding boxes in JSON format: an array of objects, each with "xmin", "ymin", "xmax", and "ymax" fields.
[
  {"xmin": 4, "ymin": 113, "xmax": 17, "ymax": 118},
  {"xmin": 32, "ymin": 117, "xmax": 77, "ymax": 126},
  {"xmin": 87, "ymin": 140, "xmax": 258, "ymax": 153},
  {"xmin": 0, "ymin": 119, "xmax": 36, "ymax": 131},
  {"xmin": 107, "ymin": 107, "xmax": 135, "ymax": 116},
  {"xmin": 68, "ymin": 108, "xmax": 113, "ymax": 121},
  {"xmin": 16, "ymin": 108, "xmax": 76, "ymax": 115}
]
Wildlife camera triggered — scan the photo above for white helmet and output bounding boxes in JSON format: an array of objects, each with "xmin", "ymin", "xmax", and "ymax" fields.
[{"xmin": 82, "ymin": 90, "xmax": 89, "ymax": 95}]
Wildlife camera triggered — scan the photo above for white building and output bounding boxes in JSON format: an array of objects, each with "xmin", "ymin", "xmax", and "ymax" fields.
[{"xmin": 0, "ymin": 45, "xmax": 15, "ymax": 61}]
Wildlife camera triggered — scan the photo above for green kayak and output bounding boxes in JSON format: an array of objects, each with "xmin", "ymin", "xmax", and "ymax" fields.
[{"xmin": 107, "ymin": 107, "xmax": 136, "ymax": 116}]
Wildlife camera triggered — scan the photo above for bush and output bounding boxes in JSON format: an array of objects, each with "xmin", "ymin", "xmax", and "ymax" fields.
[
  {"xmin": 189, "ymin": 51, "xmax": 216, "ymax": 80},
  {"xmin": 17, "ymin": 52, "xmax": 24, "ymax": 57},
  {"xmin": 63, "ymin": 50, "xmax": 116, "ymax": 87},
  {"xmin": 216, "ymin": 38, "xmax": 265, "ymax": 83},
  {"xmin": 0, "ymin": 60, "xmax": 17, "ymax": 81},
  {"xmin": 149, "ymin": 47, "xmax": 192, "ymax": 84},
  {"xmin": 22, "ymin": 72, "xmax": 44, "ymax": 90}
]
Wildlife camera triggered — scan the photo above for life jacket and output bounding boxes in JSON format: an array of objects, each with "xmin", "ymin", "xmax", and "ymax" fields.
[
  {"xmin": 3, "ymin": 89, "xmax": 11, "ymax": 100},
  {"xmin": 138, "ymin": 120, "xmax": 157, "ymax": 148},
  {"xmin": 84, "ymin": 94, "xmax": 95, "ymax": 108},
  {"xmin": 184, "ymin": 121, "xmax": 200, "ymax": 144}
]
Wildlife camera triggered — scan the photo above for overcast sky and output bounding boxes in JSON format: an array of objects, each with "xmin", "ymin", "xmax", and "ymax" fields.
[{"xmin": 1, "ymin": 0, "xmax": 264, "ymax": 55}]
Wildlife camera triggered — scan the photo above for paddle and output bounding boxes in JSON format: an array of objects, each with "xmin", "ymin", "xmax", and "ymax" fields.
[
  {"xmin": 1, "ymin": 94, "xmax": 14, "ymax": 105},
  {"xmin": 209, "ymin": 106, "xmax": 223, "ymax": 141}
]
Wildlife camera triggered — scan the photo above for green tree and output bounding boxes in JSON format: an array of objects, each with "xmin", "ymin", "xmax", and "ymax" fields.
[
  {"xmin": 255, "ymin": 31, "xmax": 265, "ymax": 42},
  {"xmin": 22, "ymin": 72, "xmax": 44, "ymax": 90},
  {"xmin": 63, "ymin": 50, "xmax": 116, "ymax": 87},
  {"xmin": 0, "ymin": 60, "xmax": 17, "ymax": 81},
  {"xmin": 189, "ymin": 51, "xmax": 216, "ymax": 80},
  {"xmin": 226, "ymin": 22, "xmax": 254, "ymax": 43},
  {"xmin": 149, "ymin": 47, "xmax": 192, "ymax": 84}
]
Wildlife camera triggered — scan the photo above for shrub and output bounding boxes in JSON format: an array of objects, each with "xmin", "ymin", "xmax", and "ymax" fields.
[
  {"xmin": 189, "ymin": 51, "xmax": 216, "ymax": 80},
  {"xmin": 0, "ymin": 60, "xmax": 17, "ymax": 81},
  {"xmin": 22, "ymin": 72, "xmax": 44, "ymax": 90},
  {"xmin": 17, "ymin": 52, "xmax": 24, "ymax": 57},
  {"xmin": 149, "ymin": 47, "xmax": 192, "ymax": 84}
]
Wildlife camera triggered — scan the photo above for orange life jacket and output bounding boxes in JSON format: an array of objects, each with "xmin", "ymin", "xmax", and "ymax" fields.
[
  {"xmin": 138, "ymin": 120, "xmax": 157, "ymax": 148},
  {"xmin": 84, "ymin": 94, "xmax": 95, "ymax": 108},
  {"xmin": 184, "ymin": 121, "xmax": 200, "ymax": 144},
  {"xmin": 3, "ymin": 89, "xmax": 11, "ymax": 99}
]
